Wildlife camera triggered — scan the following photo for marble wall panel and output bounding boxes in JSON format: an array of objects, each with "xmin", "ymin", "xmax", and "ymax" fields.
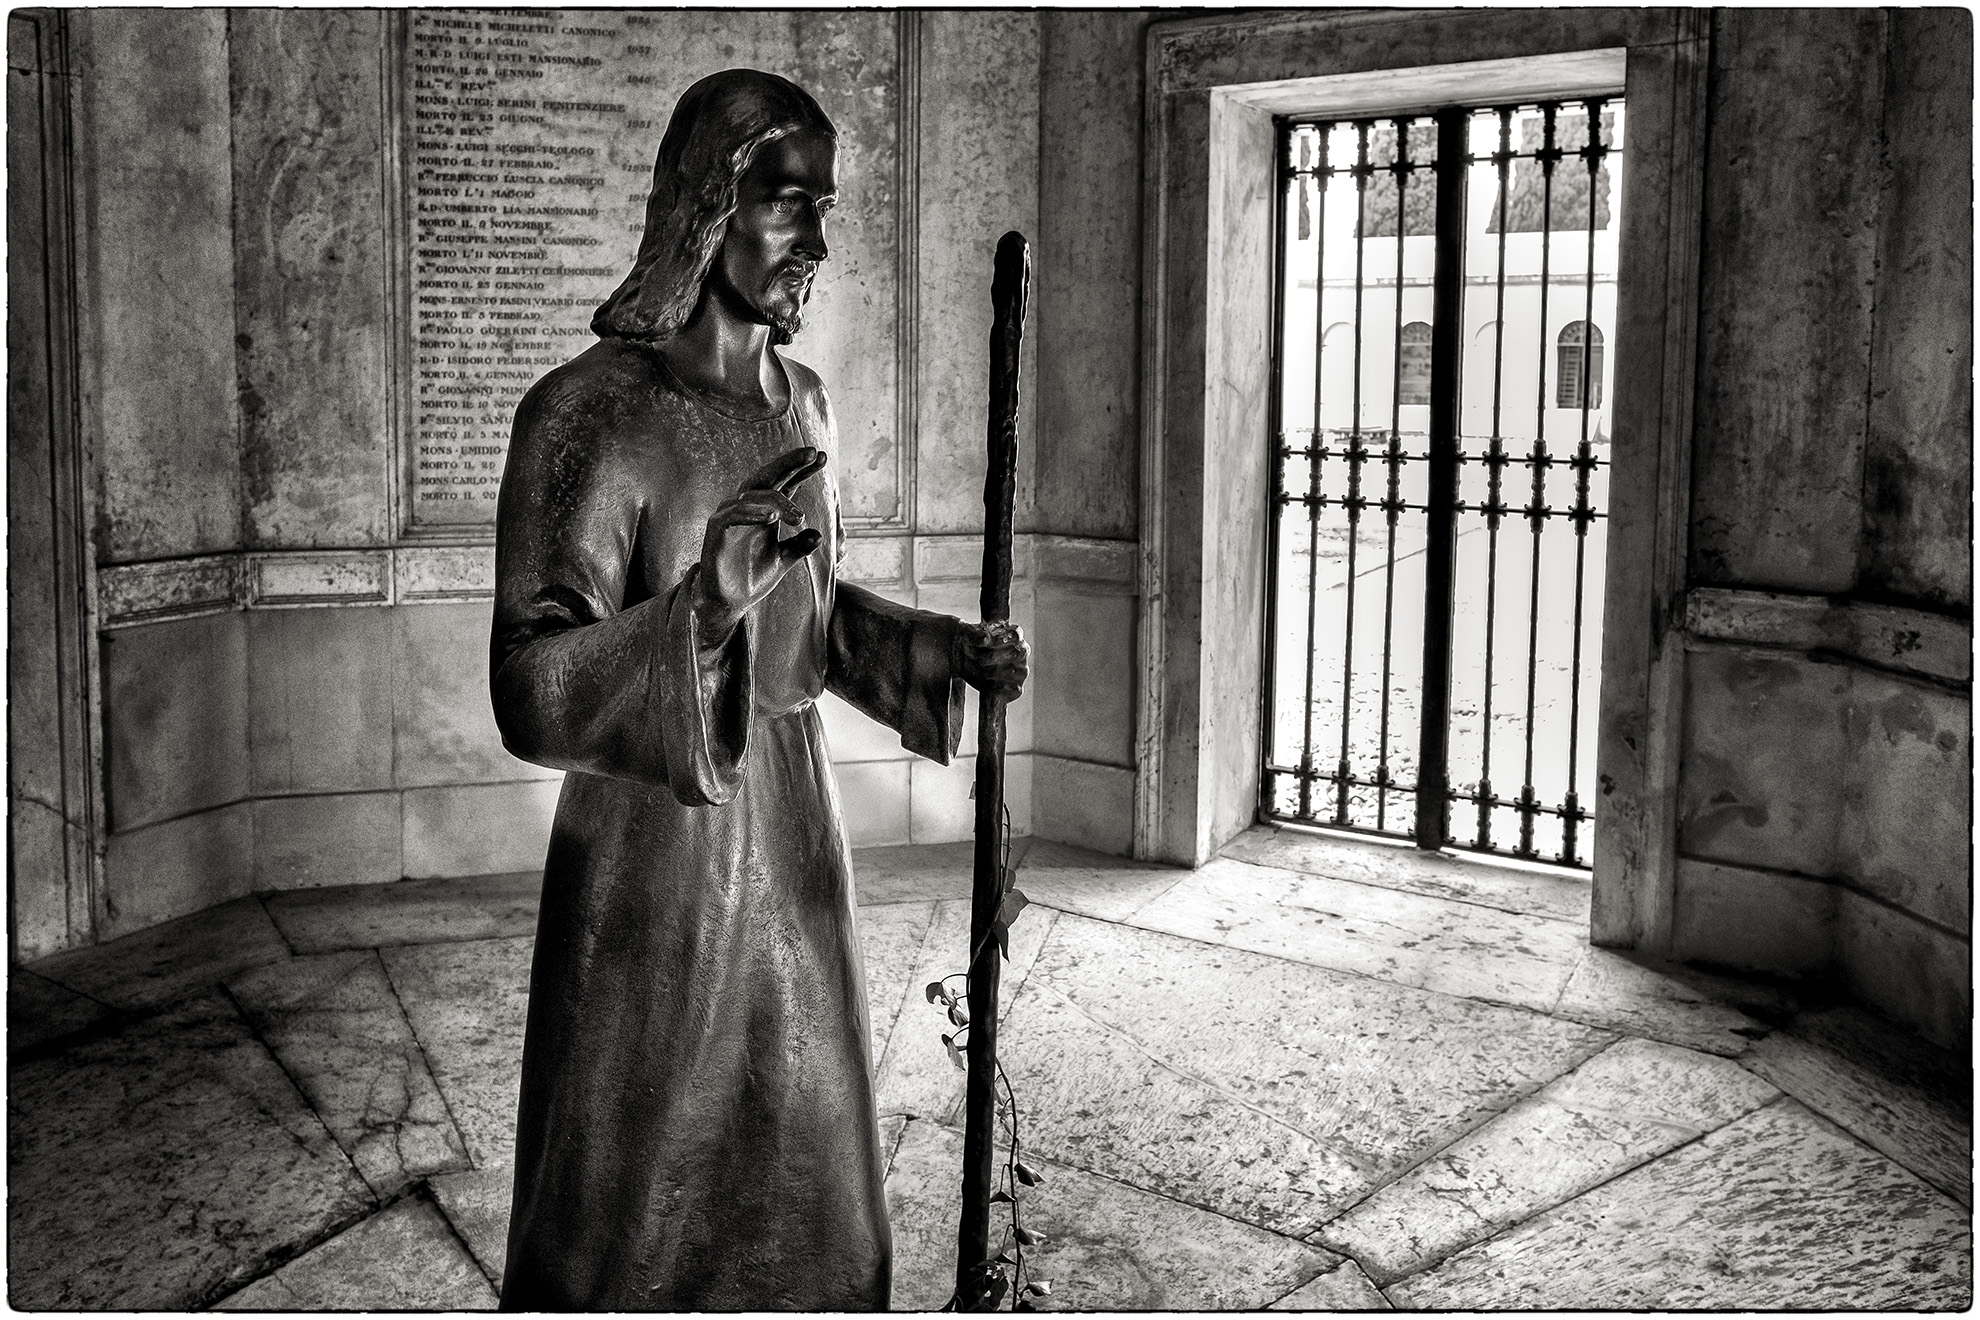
[
  {"xmin": 1034, "ymin": 11, "xmax": 1149, "ymax": 541},
  {"xmin": 1687, "ymin": 10, "xmax": 1883, "ymax": 592},
  {"xmin": 395, "ymin": 602, "xmax": 552, "ymax": 789},
  {"xmin": 1034, "ymin": 584, "xmax": 1137, "ymax": 767},
  {"xmin": 1837, "ymin": 674, "xmax": 1969, "ymax": 934},
  {"xmin": 1860, "ymin": 9, "xmax": 1974, "ymax": 612},
  {"xmin": 1033, "ymin": 755, "xmax": 1136, "ymax": 857},
  {"xmin": 1677, "ymin": 646, "xmax": 1847, "ymax": 879},
  {"xmin": 252, "ymin": 791, "xmax": 404, "ymax": 891},
  {"xmin": 913, "ymin": 12, "xmax": 1040, "ymax": 534},
  {"xmin": 230, "ymin": 10, "xmax": 393, "ymax": 548},
  {"xmin": 1671, "ymin": 858, "xmax": 1836, "ymax": 979},
  {"xmin": 102, "ymin": 611, "xmax": 248, "ymax": 832},
  {"xmin": 101, "ymin": 803, "xmax": 254, "ymax": 940},
  {"xmin": 835, "ymin": 759, "xmax": 910, "ymax": 848},
  {"xmin": 248, "ymin": 606, "xmax": 394, "ymax": 795},
  {"xmin": 1836, "ymin": 891, "xmax": 1971, "ymax": 1052},
  {"xmin": 401, "ymin": 779, "xmax": 561, "ymax": 879},
  {"xmin": 69, "ymin": 9, "xmax": 240, "ymax": 563}
]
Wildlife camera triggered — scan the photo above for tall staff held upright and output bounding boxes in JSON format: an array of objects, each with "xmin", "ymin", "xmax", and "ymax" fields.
[{"xmin": 955, "ymin": 230, "xmax": 1031, "ymax": 1308}]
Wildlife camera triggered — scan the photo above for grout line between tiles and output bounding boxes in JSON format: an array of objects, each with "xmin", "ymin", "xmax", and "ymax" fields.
[
  {"xmin": 376, "ymin": 947, "xmax": 478, "ymax": 1173},
  {"xmin": 424, "ymin": 1177, "xmax": 504, "ymax": 1296}
]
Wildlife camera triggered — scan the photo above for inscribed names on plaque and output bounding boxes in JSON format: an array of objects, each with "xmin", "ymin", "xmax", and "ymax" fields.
[{"xmin": 402, "ymin": 11, "xmax": 904, "ymax": 534}]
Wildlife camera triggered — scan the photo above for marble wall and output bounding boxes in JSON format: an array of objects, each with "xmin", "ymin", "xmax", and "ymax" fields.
[
  {"xmin": 1670, "ymin": 8, "xmax": 1972, "ymax": 1047},
  {"xmin": 47, "ymin": 9, "xmax": 1052, "ymax": 952}
]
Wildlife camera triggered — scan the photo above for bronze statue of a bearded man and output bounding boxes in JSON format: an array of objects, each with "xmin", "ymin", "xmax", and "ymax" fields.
[{"xmin": 489, "ymin": 68, "xmax": 1025, "ymax": 1310}]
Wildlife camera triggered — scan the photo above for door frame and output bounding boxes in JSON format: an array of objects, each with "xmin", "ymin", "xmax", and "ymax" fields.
[{"xmin": 1133, "ymin": 8, "xmax": 1708, "ymax": 956}]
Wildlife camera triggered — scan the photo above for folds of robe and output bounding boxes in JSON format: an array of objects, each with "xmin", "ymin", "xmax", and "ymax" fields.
[{"xmin": 489, "ymin": 339, "xmax": 962, "ymax": 1310}]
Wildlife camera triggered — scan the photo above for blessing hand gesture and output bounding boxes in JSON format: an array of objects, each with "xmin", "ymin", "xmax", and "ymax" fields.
[{"xmin": 694, "ymin": 446, "xmax": 828, "ymax": 639}]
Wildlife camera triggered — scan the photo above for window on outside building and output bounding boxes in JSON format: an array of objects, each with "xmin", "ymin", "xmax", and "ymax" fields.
[
  {"xmin": 1398, "ymin": 321, "xmax": 1433, "ymax": 405},
  {"xmin": 1555, "ymin": 321, "xmax": 1604, "ymax": 409}
]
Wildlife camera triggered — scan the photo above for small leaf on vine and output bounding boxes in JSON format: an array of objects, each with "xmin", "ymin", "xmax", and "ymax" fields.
[
  {"xmin": 995, "ymin": 1248, "xmax": 1017, "ymax": 1267},
  {"xmin": 1015, "ymin": 1300, "xmax": 1036, "ymax": 1312},
  {"xmin": 948, "ymin": 1002, "xmax": 970, "ymax": 1027},
  {"xmin": 958, "ymin": 1260, "xmax": 1007, "ymax": 1311},
  {"xmin": 1014, "ymin": 1161, "xmax": 1042, "ymax": 1186},
  {"xmin": 926, "ymin": 981, "xmax": 947, "ymax": 1004},
  {"xmin": 1014, "ymin": 1225, "xmax": 1044, "ymax": 1247},
  {"xmin": 1026, "ymin": 1281, "xmax": 1053, "ymax": 1297},
  {"xmin": 944, "ymin": 1035, "xmax": 966, "ymax": 1071},
  {"xmin": 991, "ymin": 1189, "xmax": 1014, "ymax": 1204}
]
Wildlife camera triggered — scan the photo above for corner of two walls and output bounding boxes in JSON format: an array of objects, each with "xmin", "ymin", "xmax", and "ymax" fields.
[{"xmin": 1670, "ymin": 9, "xmax": 1972, "ymax": 1048}]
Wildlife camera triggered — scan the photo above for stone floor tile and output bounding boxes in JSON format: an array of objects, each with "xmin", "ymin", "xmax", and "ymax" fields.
[
  {"xmin": 380, "ymin": 937, "xmax": 533, "ymax": 1169},
  {"xmin": 1130, "ymin": 857, "xmax": 1586, "ymax": 1013},
  {"xmin": 213, "ymin": 1197, "xmax": 498, "ymax": 1311},
  {"xmin": 859, "ymin": 901, "xmax": 936, "ymax": 1071},
  {"xmin": 227, "ymin": 950, "xmax": 471, "ymax": 1198},
  {"xmin": 431, "ymin": 1164, "xmax": 515, "ymax": 1290},
  {"xmin": 9, "ymin": 967, "xmax": 116, "ymax": 1055},
  {"xmin": 1741, "ymin": 1004, "xmax": 1972, "ymax": 1205},
  {"xmin": 27, "ymin": 896, "xmax": 289, "ymax": 1011},
  {"xmin": 852, "ymin": 839, "xmax": 983, "ymax": 905},
  {"xmin": 874, "ymin": 898, "xmax": 1058, "ymax": 1122},
  {"xmin": 1319, "ymin": 1038, "xmax": 1780, "ymax": 1282},
  {"xmin": 1016, "ymin": 838, "xmax": 1192, "ymax": 923},
  {"xmin": 1223, "ymin": 824, "xmax": 1593, "ymax": 925},
  {"xmin": 1390, "ymin": 1099, "xmax": 1973, "ymax": 1310},
  {"xmin": 1551, "ymin": 946, "xmax": 1777, "ymax": 1056},
  {"xmin": 1006, "ymin": 917, "xmax": 1607, "ymax": 1233},
  {"xmin": 265, "ymin": 871, "xmax": 541, "ymax": 954},
  {"xmin": 885, "ymin": 1119, "xmax": 1338, "ymax": 1311},
  {"xmin": 1270, "ymin": 1259, "xmax": 1392, "ymax": 1310},
  {"xmin": 7, "ymin": 993, "xmax": 372, "ymax": 1309}
]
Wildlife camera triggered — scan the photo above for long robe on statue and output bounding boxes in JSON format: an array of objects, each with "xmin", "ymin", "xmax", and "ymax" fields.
[{"xmin": 490, "ymin": 338, "xmax": 962, "ymax": 1310}]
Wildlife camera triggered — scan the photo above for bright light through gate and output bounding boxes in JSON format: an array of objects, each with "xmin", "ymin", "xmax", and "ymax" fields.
[{"xmin": 1263, "ymin": 98, "xmax": 1623, "ymax": 869}]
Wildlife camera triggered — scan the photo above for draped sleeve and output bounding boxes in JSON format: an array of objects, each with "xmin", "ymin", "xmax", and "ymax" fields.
[
  {"xmin": 488, "ymin": 361, "xmax": 752, "ymax": 806},
  {"xmin": 826, "ymin": 579, "xmax": 967, "ymax": 766}
]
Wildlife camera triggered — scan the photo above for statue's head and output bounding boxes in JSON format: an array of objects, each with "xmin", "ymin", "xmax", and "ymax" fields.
[{"xmin": 593, "ymin": 69, "xmax": 838, "ymax": 345}]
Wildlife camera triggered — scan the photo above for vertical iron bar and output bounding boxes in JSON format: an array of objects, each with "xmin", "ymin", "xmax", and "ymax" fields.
[
  {"xmin": 1478, "ymin": 106, "xmax": 1512, "ymax": 850},
  {"xmin": 1375, "ymin": 118, "xmax": 1410, "ymax": 829},
  {"xmin": 1262, "ymin": 124, "xmax": 1291, "ymax": 821},
  {"xmin": 1413, "ymin": 107, "xmax": 1466, "ymax": 850},
  {"xmin": 1298, "ymin": 126, "xmax": 1330, "ymax": 822},
  {"xmin": 1335, "ymin": 122, "xmax": 1371, "ymax": 826},
  {"xmin": 1517, "ymin": 104, "xmax": 1558, "ymax": 859},
  {"xmin": 1562, "ymin": 98, "xmax": 1606, "ymax": 864}
]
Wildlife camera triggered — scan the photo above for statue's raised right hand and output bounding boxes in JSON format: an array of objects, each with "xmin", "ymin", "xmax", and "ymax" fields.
[{"xmin": 692, "ymin": 446, "xmax": 829, "ymax": 640}]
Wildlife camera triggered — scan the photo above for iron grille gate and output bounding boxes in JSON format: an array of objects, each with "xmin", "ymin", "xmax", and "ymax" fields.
[{"xmin": 1262, "ymin": 96, "xmax": 1622, "ymax": 868}]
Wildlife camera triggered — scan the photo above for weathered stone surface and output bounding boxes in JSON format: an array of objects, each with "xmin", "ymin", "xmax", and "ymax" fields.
[
  {"xmin": 1319, "ymin": 1038, "xmax": 1778, "ymax": 1282},
  {"xmin": 1835, "ymin": 889, "xmax": 1971, "ymax": 1053},
  {"xmin": 100, "ymin": 803, "xmax": 257, "ymax": 940},
  {"xmin": 246, "ymin": 606, "xmax": 394, "ymax": 794},
  {"xmin": 1670, "ymin": 857, "xmax": 1836, "ymax": 977},
  {"xmin": 214, "ymin": 1198, "xmax": 497, "ymax": 1311},
  {"xmin": 1036, "ymin": 12, "xmax": 1146, "ymax": 541},
  {"xmin": 1131, "ymin": 856, "xmax": 1587, "ymax": 1012},
  {"xmin": 1010, "ymin": 915, "xmax": 1607, "ymax": 1233},
  {"xmin": 859, "ymin": 900, "xmax": 935, "ymax": 1070},
  {"xmin": 265, "ymin": 871, "xmax": 541, "ymax": 954},
  {"xmin": 8, "ymin": 968, "xmax": 115, "ymax": 1055},
  {"xmin": 1031, "ymin": 754, "xmax": 1138, "ymax": 858},
  {"xmin": 431, "ymin": 1164, "xmax": 515, "ymax": 1290},
  {"xmin": 1688, "ymin": 8, "xmax": 1882, "ymax": 593},
  {"xmin": 886, "ymin": 1119, "xmax": 1337, "ymax": 1310},
  {"xmin": 837, "ymin": 758, "xmax": 912, "ymax": 848},
  {"xmin": 1742, "ymin": 1005, "xmax": 1972, "ymax": 1206},
  {"xmin": 252, "ymin": 789, "xmax": 403, "ymax": 891},
  {"xmin": 1016, "ymin": 837, "xmax": 1188, "ymax": 922},
  {"xmin": 401, "ymin": 780, "xmax": 561, "ymax": 880},
  {"xmin": 1221, "ymin": 824, "xmax": 1593, "ymax": 924},
  {"xmin": 395, "ymin": 602, "xmax": 547, "ymax": 789},
  {"xmin": 8, "ymin": 993, "xmax": 371, "ymax": 1309},
  {"xmin": 101, "ymin": 611, "xmax": 248, "ymax": 831},
  {"xmin": 228, "ymin": 9, "xmax": 394, "ymax": 549},
  {"xmin": 1837, "ymin": 672, "xmax": 1969, "ymax": 933},
  {"xmin": 915, "ymin": 12, "xmax": 1041, "ymax": 534},
  {"xmin": 874, "ymin": 898, "xmax": 1058, "ymax": 1121},
  {"xmin": 1391, "ymin": 1099, "xmax": 1972, "ymax": 1310},
  {"xmin": 1862, "ymin": 8, "xmax": 1973, "ymax": 611},
  {"xmin": 1677, "ymin": 646, "xmax": 1848, "ymax": 878},
  {"xmin": 1271, "ymin": 1260, "xmax": 1392, "ymax": 1310},
  {"xmin": 68, "ymin": 8, "xmax": 239, "ymax": 564},
  {"xmin": 380, "ymin": 937, "xmax": 532, "ymax": 1169},
  {"xmin": 227, "ymin": 951, "xmax": 470, "ymax": 1197},
  {"xmin": 1551, "ymin": 946, "xmax": 1776, "ymax": 1057},
  {"xmin": 880, "ymin": 1114, "xmax": 909, "ymax": 1173},
  {"xmin": 1032, "ymin": 588, "xmax": 1139, "ymax": 766},
  {"xmin": 29, "ymin": 895, "xmax": 289, "ymax": 1011}
]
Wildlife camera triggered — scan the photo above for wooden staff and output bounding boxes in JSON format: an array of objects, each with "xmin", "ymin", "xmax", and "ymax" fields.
[{"xmin": 955, "ymin": 230, "xmax": 1031, "ymax": 1307}]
